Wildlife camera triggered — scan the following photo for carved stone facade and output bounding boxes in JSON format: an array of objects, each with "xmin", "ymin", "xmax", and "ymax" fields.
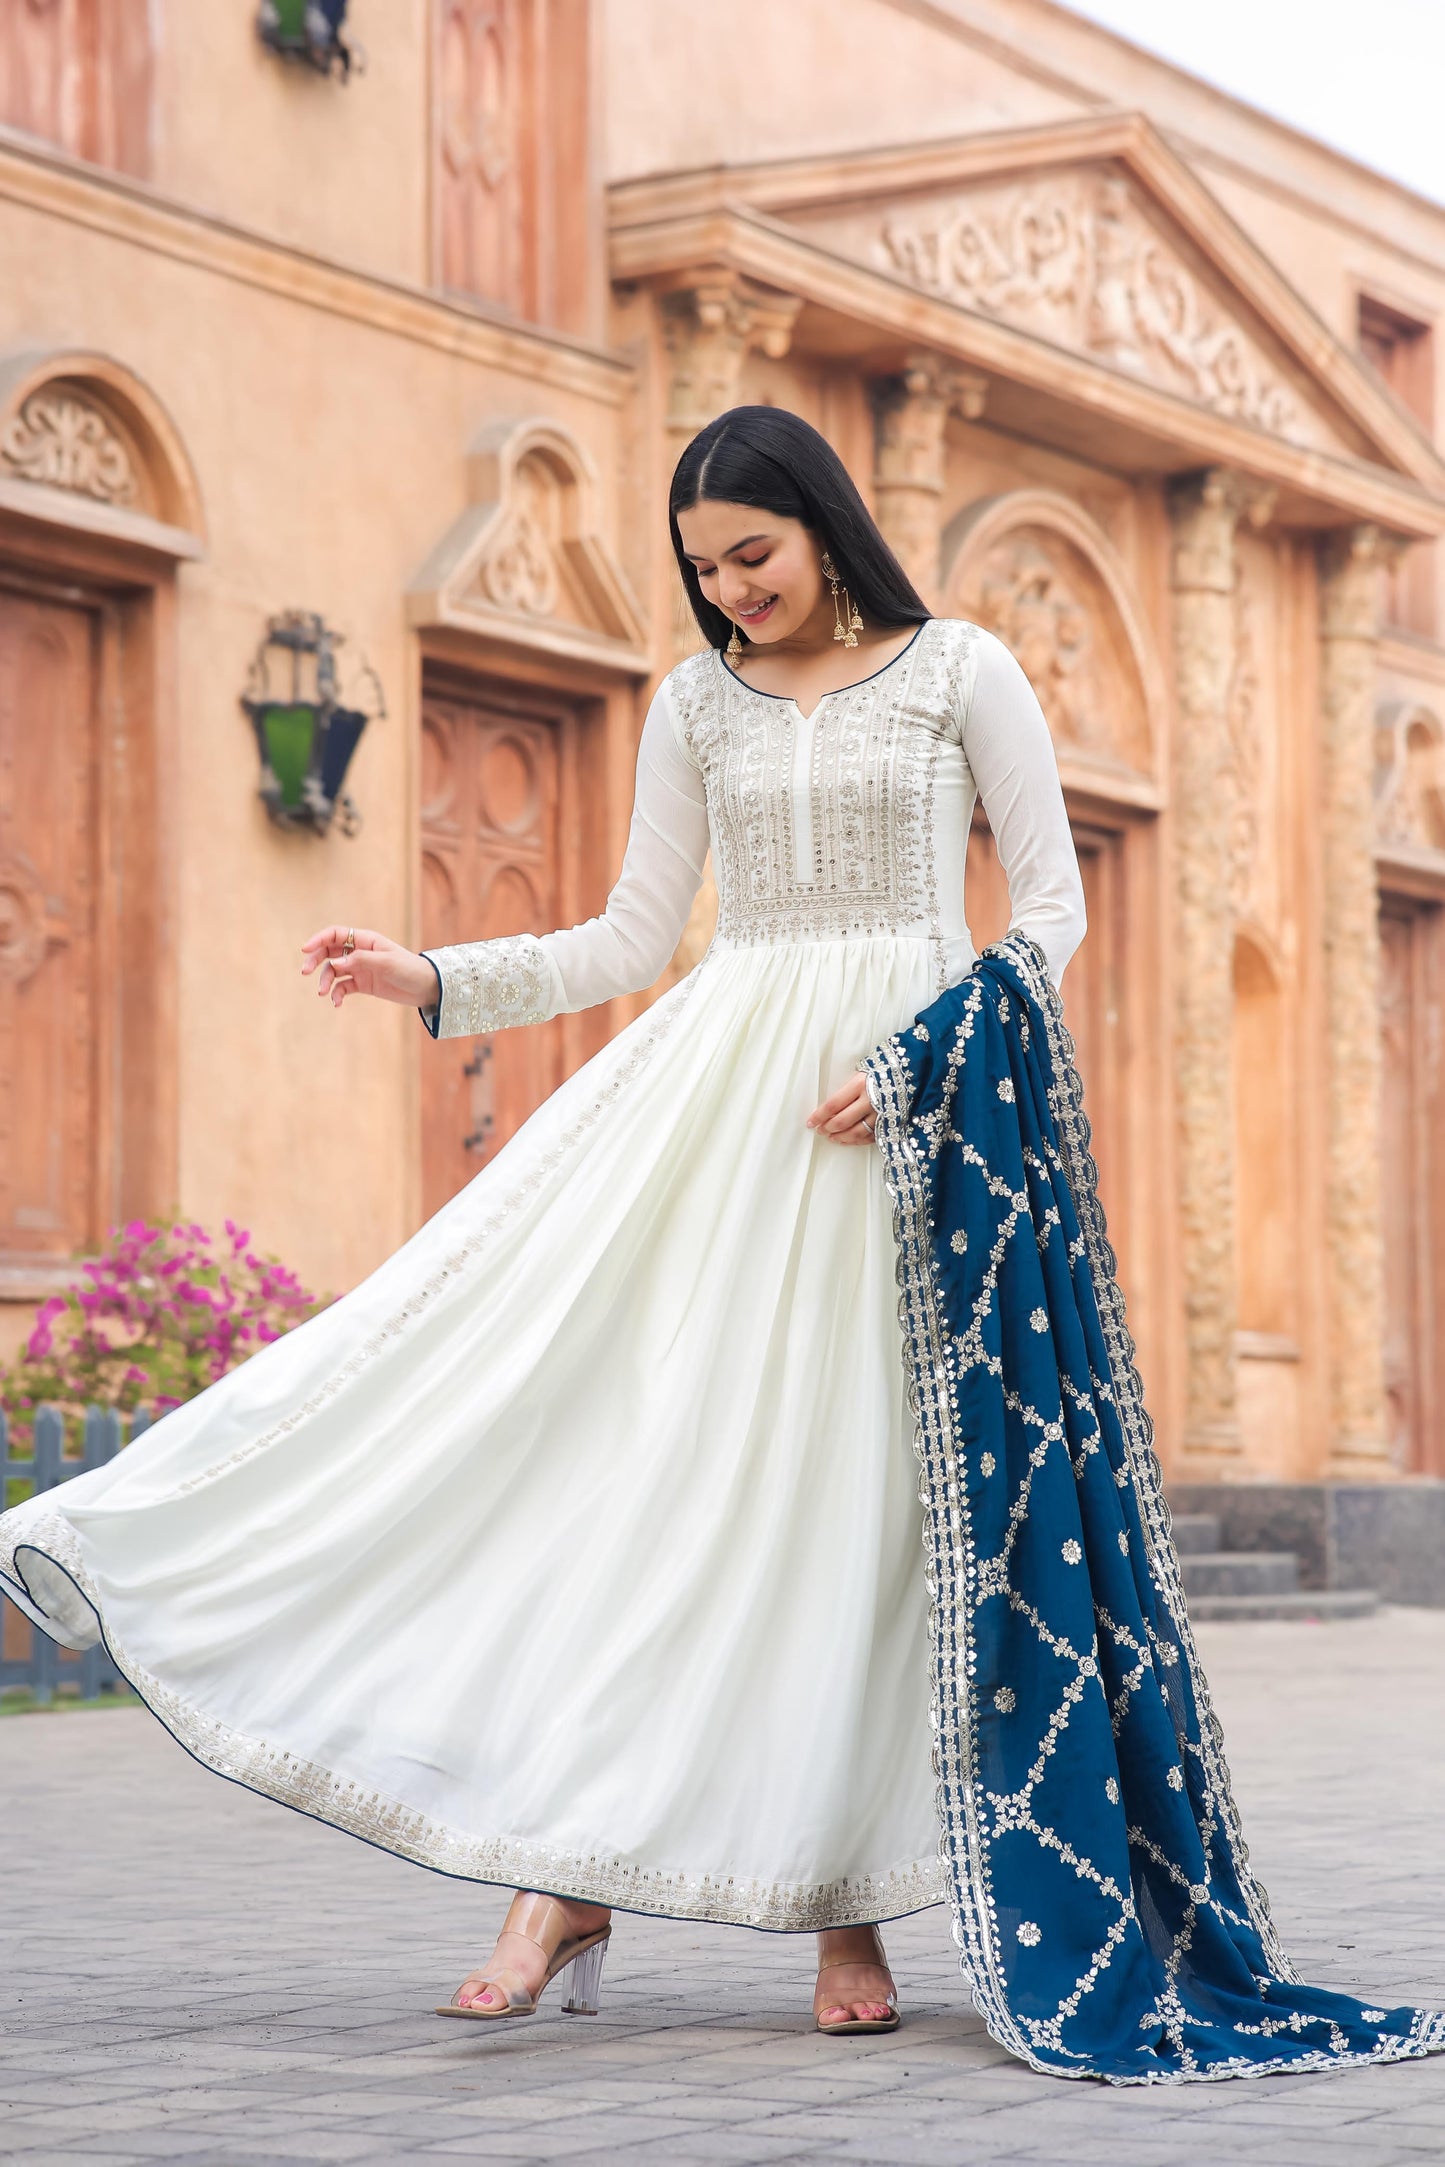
[
  {"xmin": 1167, "ymin": 471, "xmax": 1249, "ymax": 1462},
  {"xmin": 869, "ymin": 356, "xmax": 985, "ymax": 605},
  {"xmin": 873, "ymin": 170, "xmax": 1321, "ymax": 448},
  {"xmin": 1, "ymin": 0, "xmax": 1444, "ymax": 1498},
  {"xmin": 0, "ymin": 390, "xmax": 137, "ymax": 504}
]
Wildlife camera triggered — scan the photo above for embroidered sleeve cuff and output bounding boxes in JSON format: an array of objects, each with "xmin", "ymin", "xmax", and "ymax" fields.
[{"xmin": 418, "ymin": 934, "xmax": 562, "ymax": 1039}]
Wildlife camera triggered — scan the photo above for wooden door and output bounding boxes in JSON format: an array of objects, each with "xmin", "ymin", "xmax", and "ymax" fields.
[
  {"xmin": 1378, "ymin": 898, "xmax": 1445, "ymax": 1473},
  {"xmin": 965, "ymin": 813, "xmax": 1126, "ymax": 1245},
  {"xmin": 0, "ymin": 586, "xmax": 100, "ymax": 1263},
  {"xmin": 0, "ymin": 0, "xmax": 152, "ymax": 176},
  {"xmin": 420, "ymin": 685, "xmax": 567, "ymax": 1216}
]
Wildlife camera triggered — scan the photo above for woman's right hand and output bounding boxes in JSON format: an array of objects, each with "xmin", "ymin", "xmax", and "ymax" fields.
[{"xmin": 300, "ymin": 926, "xmax": 438, "ymax": 1011}]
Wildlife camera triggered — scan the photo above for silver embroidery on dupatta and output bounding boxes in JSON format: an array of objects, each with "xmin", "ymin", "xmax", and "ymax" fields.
[{"xmin": 866, "ymin": 932, "xmax": 1445, "ymax": 2080}]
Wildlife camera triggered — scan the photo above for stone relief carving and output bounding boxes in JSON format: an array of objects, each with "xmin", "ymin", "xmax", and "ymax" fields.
[
  {"xmin": 0, "ymin": 390, "xmax": 137, "ymax": 503},
  {"xmin": 1375, "ymin": 700, "xmax": 1445, "ymax": 854},
  {"xmin": 477, "ymin": 458, "xmax": 559, "ymax": 616},
  {"xmin": 971, "ymin": 533, "xmax": 1108, "ymax": 754},
  {"xmin": 878, "ymin": 171, "xmax": 1308, "ymax": 444},
  {"xmin": 1319, "ymin": 524, "xmax": 1393, "ymax": 1467}
]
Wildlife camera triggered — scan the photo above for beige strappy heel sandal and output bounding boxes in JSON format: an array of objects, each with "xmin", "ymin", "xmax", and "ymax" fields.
[
  {"xmin": 437, "ymin": 1892, "xmax": 612, "ymax": 2021},
  {"xmin": 814, "ymin": 1924, "xmax": 901, "ymax": 2035}
]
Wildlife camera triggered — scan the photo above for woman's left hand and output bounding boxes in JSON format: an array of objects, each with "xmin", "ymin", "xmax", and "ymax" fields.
[{"xmin": 807, "ymin": 1072, "xmax": 877, "ymax": 1146}]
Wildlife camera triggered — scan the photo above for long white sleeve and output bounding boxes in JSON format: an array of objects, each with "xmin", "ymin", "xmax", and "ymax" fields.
[
  {"xmin": 962, "ymin": 628, "xmax": 1087, "ymax": 988},
  {"xmin": 421, "ymin": 679, "xmax": 709, "ymax": 1038}
]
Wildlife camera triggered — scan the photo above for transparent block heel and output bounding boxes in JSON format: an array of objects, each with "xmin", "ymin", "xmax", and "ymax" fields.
[{"xmin": 560, "ymin": 1934, "xmax": 608, "ymax": 2016}]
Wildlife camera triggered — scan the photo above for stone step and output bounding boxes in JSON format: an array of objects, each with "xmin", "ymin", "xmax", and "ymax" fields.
[
  {"xmin": 1168, "ymin": 1512, "xmax": 1223, "ymax": 1556},
  {"xmin": 1179, "ymin": 1549, "xmax": 1298, "ymax": 1597},
  {"xmin": 1188, "ymin": 1587, "xmax": 1380, "ymax": 1623}
]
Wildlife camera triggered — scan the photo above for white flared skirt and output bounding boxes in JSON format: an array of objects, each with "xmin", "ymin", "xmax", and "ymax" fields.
[{"xmin": 0, "ymin": 937, "xmax": 948, "ymax": 1930}]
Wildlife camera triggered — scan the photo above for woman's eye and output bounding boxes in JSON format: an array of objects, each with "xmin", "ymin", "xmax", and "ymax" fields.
[{"xmin": 739, "ymin": 555, "xmax": 769, "ymax": 569}]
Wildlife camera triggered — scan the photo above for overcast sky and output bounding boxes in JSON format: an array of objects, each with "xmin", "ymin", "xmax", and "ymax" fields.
[{"xmin": 1061, "ymin": 0, "xmax": 1445, "ymax": 207}]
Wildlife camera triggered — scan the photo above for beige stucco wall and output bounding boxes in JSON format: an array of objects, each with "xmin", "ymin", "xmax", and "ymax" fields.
[{"xmin": 0, "ymin": 137, "xmax": 630, "ymax": 1321}]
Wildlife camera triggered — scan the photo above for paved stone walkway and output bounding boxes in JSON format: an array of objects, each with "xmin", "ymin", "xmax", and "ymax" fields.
[{"xmin": 2, "ymin": 1609, "xmax": 1444, "ymax": 2166}]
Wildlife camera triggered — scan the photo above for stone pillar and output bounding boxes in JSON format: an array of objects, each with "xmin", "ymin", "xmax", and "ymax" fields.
[
  {"xmin": 1167, "ymin": 469, "xmax": 1249, "ymax": 1464},
  {"xmin": 1319, "ymin": 525, "xmax": 1394, "ymax": 1473},
  {"xmin": 869, "ymin": 355, "xmax": 987, "ymax": 607},
  {"xmin": 659, "ymin": 276, "xmax": 802, "ymax": 647}
]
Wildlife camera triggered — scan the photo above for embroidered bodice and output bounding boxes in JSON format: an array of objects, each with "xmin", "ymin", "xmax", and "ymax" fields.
[{"xmin": 423, "ymin": 619, "xmax": 1086, "ymax": 1037}]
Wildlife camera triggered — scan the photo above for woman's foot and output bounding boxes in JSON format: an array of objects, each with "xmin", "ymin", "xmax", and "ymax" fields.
[
  {"xmin": 814, "ymin": 1924, "xmax": 901, "ymax": 2033},
  {"xmin": 452, "ymin": 1890, "xmax": 612, "ymax": 2013}
]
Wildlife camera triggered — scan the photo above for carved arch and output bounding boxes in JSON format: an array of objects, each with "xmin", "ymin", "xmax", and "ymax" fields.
[
  {"xmin": 409, "ymin": 415, "xmax": 648, "ymax": 673},
  {"xmin": 1375, "ymin": 698, "xmax": 1445, "ymax": 860},
  {"xmin": 941, "ymin": 488, "xmax": 1166, "ymax": 794},
  {"xmin": 0, "ymin": 349, "xmax": 206, "ymax": 557}
]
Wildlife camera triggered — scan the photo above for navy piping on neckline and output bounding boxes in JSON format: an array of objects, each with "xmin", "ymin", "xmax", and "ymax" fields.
[{"xmin": 716, "ymin": 620, "xmax": 929, "ymax": 706}]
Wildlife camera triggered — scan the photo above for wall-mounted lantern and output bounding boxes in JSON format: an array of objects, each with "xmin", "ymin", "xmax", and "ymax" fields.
[
  {"xmin": 257, "ymin": 0, "xmax": 358, "ymax": 80},
  {"xmin": 242, "ymin": 611, "xmax": 383, "ymax": 837}
]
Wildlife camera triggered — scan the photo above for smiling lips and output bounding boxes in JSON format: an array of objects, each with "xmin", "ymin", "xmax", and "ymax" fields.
[{"xmin": 737, "ymin": 595, "xmax": 778, "ymax": 624}]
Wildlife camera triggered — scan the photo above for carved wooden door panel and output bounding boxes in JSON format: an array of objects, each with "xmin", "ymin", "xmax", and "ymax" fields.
[
  {"xmin": 420, "ymin": 687, "xmax": 565, "ymax": 1217},
  {"xmin": 0, "ymin": 587, "xmax": 99, "ymax": 1262},
  {"xmin": 1378, "ymin": 899, "xmax": 1445, "ymax": 1474},
  {"xmin": 0, "ymin": 0, "xmax": 152, "ymax": 175},
  {"xmin": 436, "ymin": 0, "xmax": 522, "ymax": 309}
]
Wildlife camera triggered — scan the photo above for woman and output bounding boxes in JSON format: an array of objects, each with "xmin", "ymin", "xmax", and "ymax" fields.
[{"xmin": 3, "ymin": 408, "xmax": 1440, "ymax": 2080}]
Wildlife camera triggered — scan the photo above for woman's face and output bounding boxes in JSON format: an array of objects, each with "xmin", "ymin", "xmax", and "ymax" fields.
[{"xmin": 676, "ymin": 499, "xmax": 827, "ymax": 645}]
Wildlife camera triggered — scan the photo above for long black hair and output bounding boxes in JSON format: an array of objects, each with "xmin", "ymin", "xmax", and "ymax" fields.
[{"xmin": 669, "ymin": 405, "xmax": 931, "ymax": 652}]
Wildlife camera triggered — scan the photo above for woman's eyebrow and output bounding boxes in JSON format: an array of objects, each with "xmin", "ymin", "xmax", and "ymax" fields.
[{"xmin": 684, "ymin": 533, "xmax": 771, "ymax": 563}]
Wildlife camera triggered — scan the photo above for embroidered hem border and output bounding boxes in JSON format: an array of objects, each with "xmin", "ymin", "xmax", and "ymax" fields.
[
  {"xmin": 864, "ymin": 929, "xmax": 1445, "ymax": 2084},
  {"xmin": 2, "ymin": 1509, "xmax": 945, "ymax": 1931}
]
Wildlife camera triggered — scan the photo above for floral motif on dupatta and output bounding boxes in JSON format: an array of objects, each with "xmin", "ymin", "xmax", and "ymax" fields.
[{"xmin": 864, "ymin": 930, "xmax": 1445, "ymax": 2083}]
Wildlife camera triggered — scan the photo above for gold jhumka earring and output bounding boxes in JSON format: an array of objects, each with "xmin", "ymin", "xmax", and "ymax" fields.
[
  {"xmin": 725, "ymin": 622, "xmax": 744, "ymax": 664},
  {"xmin": 821, "ymin": 551, "xmax": 863, "ymax": 648}
]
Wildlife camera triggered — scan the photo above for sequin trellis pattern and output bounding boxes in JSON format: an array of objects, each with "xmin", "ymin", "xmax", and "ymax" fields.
[{"xmin": 864, "ymin": 930, "xmax": 1445, "ymax": 2084}]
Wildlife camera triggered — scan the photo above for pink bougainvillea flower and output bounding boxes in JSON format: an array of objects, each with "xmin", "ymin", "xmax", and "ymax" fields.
[{"xmin": 0, "ymin": 1220, "xmax": 326, "ymax": 1451}]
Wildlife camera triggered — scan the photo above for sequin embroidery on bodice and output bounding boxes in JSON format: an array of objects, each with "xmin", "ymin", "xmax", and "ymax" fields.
[{"xmin": 667, "ymin": 618, "xmax": 980, "ymax": 963}]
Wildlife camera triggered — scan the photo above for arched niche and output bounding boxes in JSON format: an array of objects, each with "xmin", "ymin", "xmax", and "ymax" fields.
[
  {"xmin": 0, "ymin": 348, "xmax": 206, "ymax": 557},
  {"xmin": 1375, "ymin": 698, "xmax": 1445, "ymax": 862},
  {"xmin": 1232, "ymin": 923, "xmax": 1294, "ymax": 1340},
  {"xmin": 941, "ymin": 489, "xmax": 1165, "ymax": 792},
  {"xmin": 410, "ymin": 414, "xmax": 648, "ymax": 674}
]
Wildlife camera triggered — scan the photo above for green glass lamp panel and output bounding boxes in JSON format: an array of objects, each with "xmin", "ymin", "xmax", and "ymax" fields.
[
  {"xmin": 271, "ymin": 0, "xmax": 308, "ymax": 34},
  {"xmin": 261, "ymin": 703, "xmax": 316, "ymax": 810}
]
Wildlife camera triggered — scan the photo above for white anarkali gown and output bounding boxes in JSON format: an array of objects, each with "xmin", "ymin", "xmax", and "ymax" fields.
[{"xmin": 0, "ymin": 619, "xmax": 1085, "ymax": 1932}]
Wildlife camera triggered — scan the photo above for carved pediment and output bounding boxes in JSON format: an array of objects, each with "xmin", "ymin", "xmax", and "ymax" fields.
[
  {"xmin": 409, "ymin": 416, "xmax": 648, "ymax": 672},
  {"xmin": 793, "ymin": 164, "xmax": 1345, "ymax": 456},
  {"xmin": 0, "ymin": 349, "xmax": 205, "ymax": 558}
]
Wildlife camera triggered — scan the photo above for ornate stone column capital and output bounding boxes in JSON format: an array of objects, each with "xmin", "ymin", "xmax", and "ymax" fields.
[
  {"xmin": 868, "ymin": 351, "xmax": 985, "ymax": 606},
  {"xmin": 658, "ymin": 274, "xmax": 802, "ymax": 440},
  {"xmin": 1167, "ymin": 469, "xmax": 1274, "ymax": 593}
]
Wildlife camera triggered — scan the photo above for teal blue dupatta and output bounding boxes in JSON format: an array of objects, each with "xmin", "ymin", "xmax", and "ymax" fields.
[{"xmin": 864, "ymin": 932, "xmax": 1445, "ymax": 2083}]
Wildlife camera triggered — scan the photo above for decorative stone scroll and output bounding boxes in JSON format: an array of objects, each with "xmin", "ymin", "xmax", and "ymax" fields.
[
  {"xmin": 875, "ymin": 170, "xmax": 1317, "ymax": 448},
  {"xmin": 0, "ymin": 351, "xmax": 206, "ymax": 558},
  {"xmin": 0, "ymin": 390, "xmax": 138, "ymax": 504},
  {"xmin": 407, "ymin": 414, "xmax": 648, "ymax": 674}
]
